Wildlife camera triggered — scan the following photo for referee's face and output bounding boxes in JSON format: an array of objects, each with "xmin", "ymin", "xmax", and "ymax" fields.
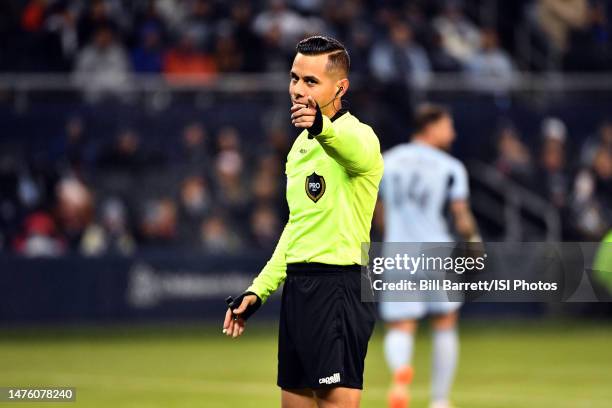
[{"xmin": 290, "ymin": 53, "xmax": 342, "ymax": 115}]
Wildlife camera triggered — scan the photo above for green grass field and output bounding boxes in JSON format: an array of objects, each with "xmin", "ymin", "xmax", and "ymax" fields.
[{"xmin": 1, "ymin": 319, "xmax": 611, "ymax": 408}]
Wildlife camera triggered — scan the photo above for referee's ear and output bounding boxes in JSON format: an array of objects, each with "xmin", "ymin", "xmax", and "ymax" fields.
[{"xmin": 336, "ymin": 78, "xmax": 349, "ymax": 98}]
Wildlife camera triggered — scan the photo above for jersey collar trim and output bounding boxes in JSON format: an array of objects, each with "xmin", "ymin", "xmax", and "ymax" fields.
[{"xmin": 330, "ymin": 108, "xmax": 348, "ymax": 122}]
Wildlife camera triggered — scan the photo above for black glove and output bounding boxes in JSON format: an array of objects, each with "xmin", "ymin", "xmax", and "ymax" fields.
[
  {"xmin": 307, "ymin": 102, "xmax": 323, "ymax": 139},
  {"xmin": 225, "ymin": 291, "xmax": 262, "ymax": 321}
]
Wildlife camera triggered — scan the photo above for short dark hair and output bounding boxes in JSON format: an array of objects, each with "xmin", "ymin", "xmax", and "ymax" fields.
[
  {"xmin": 296, "ymin": 35, "xmax": 350, "ymax": 76},
  {"xmin": 413, "ymin": 104, "xmax": 450, "ymax": 134}
]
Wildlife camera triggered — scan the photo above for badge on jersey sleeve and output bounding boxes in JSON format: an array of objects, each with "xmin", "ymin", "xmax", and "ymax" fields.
[{"xmin": 305, "ymin": 172, "xmax": 326, "ymax": 202}]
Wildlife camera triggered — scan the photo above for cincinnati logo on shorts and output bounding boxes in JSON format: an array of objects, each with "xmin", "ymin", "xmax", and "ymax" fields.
[
  {"xmin": 319, "ymin": 372, "xmax": 341, "ymax": 385},
  {"xmin": 305, "ymin": 172, "xmax": 326, "ymax": 202}
]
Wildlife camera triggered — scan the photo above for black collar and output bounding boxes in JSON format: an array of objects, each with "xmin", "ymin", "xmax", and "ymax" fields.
[{"xmin": 331, "ymin": 109, "xmax": 348, "ymax": 122}]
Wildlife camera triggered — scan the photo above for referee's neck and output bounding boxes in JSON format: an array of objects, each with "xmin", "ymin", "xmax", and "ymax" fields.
[
  {"xmin": 322, "ymin": 106, "xmax": 339, "ymax": 119},
  {"xmin": 327, "ymin": 108, "xmax": 348, "ymax": 122}
]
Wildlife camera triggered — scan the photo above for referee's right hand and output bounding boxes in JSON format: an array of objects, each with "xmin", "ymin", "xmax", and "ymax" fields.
[{"xmin": 223, "ymin": 294, "xmax": 258, "ymax": 338}]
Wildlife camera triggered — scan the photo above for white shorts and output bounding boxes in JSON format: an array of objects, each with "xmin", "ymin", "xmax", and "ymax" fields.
[
  {"xmin": 379, "ymin": 299, "xmax": 462, "ymax": 321},
  {"xmin": 378, "ymin": 243, "xmax": 462, "ymax": 321}
]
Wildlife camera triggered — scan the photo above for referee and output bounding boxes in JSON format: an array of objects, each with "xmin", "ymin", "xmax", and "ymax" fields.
[{"xmin": 223, "ymin": 36, "xmax": 383, "ymax": 407}]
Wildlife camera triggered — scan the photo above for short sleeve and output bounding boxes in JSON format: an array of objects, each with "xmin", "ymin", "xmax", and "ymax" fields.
[
  {"xmin": 449, "ymin": 162, "xmax": 469, "ymax": 200},
  {"xmin": 378, "ymin": 158, "xmax": 388, "ymax": 199}
]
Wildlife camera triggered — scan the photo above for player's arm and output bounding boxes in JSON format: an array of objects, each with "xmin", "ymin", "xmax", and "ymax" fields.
[
  {"xmin": 374, "ymin": 199, "xmax": 385, "ymax": 237},
  {"xmin": 374, "ymin": 172, "xmax": 387, "ymax": 236},
  {"xmin": 223, "ymin": 221, "xmax": 291, "ymax": 338},
  {"xmin": 542, "ymin": 0, "xmax": 588, "ymax": 28},
  {"xmin": 448, "ymin": 162, "xmax": 481, "ymax": 242},
  {"xmin": 293, "ymin": 97, "xmax": 382, "ymax": 175},
  {"xmin": 450, "ymin": 199, "xmax": 480, "ymax": 242}
]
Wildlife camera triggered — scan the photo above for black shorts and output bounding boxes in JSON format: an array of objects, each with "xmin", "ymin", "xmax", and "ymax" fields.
[{"xmin": 277, "ymin": 263, "xmax": 377, "ymax": 390}]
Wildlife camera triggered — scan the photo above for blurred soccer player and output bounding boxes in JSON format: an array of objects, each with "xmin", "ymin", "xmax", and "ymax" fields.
[
  {"xmin": 378, "ymin": 104, "xmax": 480, "ymax": 408},
  {"xmin": 223, "ymin": 36, "xmax": 384, "ymax": 408}
]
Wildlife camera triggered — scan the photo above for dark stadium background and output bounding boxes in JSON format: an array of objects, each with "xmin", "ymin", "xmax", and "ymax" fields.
[{"xmin": 1, "ymin": 1, "xmax": 611, "ymax": 407}]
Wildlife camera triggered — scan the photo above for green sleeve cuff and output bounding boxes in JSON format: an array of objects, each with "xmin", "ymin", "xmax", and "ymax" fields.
[
  {"xmin": 245, "ymin": 285, "xmax": 268, "ymax": 303},
  {"xmin": 314, "ymin": 115, "xmax": 333, "ymax": 139}
]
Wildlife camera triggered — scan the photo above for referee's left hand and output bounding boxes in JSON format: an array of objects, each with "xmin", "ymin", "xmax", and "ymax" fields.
[
  {"xmin": 223, "ymin": 294, "xmax": 257, "ymax": 338},
  {"xmin": 291, "ymin": 96, "xmax": 318, "ymax": 129}
]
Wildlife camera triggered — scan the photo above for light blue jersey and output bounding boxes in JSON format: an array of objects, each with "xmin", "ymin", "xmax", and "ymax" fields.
[
  {"xmin": 380, "ymin": 141, "xmax": 469, "ymax": 243},
  {"xmin": 379, "ymin": 141, "xmax": 468, "ymax": 320},
  {"xmin": 379, "ymin": 142, "xmax": 469, "ymax": 321}
]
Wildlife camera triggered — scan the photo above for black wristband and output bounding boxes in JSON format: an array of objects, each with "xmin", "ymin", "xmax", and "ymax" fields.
[
  {"xmin": 307, "ymin": 103, "xmax": 323, "ymax": 138},
  {"xmin": 225, "ymin": 291, "xmax": 262, "ymax": 321}
]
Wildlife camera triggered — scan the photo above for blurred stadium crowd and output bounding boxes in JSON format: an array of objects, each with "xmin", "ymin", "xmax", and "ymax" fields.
[
  {"xmin": 1, "ymin": 0, "xmax": 611, "ymax": 77},
  {"xmin": 492, "ymin": 117, "xmax": 612, "ymax": 240},
  {"xmin": 0, "ymin": 115, "xmax": 291, "ymax": 256},
  {"xmin": 1, "ymin": 107, "xmax": 611, "ymax": 257},
  {"xmin": 0, "ymin": 0, "xmax": 611, "ymax": 257}
]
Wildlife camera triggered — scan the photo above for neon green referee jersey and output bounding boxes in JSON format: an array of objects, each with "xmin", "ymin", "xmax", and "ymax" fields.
[
  {"xmin": 247, "ymin": 110, "xmax": 384, "ymax": 302},
  {"xmin": 594, "ymin": 230, "xmax": 612, "ymax": 294}
]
